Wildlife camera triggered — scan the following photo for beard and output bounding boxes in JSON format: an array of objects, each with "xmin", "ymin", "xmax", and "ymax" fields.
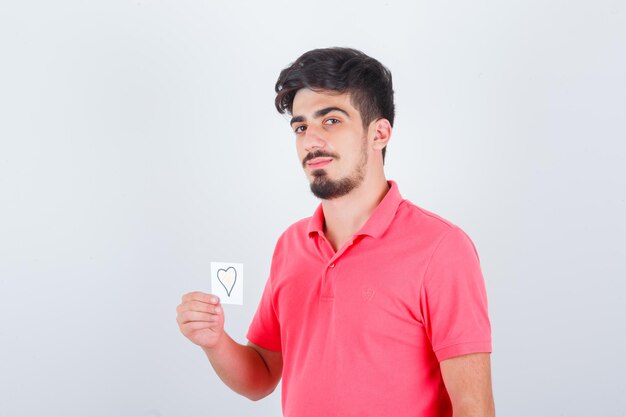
[
  {"xmin": 306, "ymin": 139, "xmax": 368, "ymax": 200},
  {"xmin": 309, "ymin": 170, "xmax": 364, "ymax": 199}
]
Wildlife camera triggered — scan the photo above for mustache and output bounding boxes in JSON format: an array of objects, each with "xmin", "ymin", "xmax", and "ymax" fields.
[{"xmin": 302, "ymin": 150, "xmax": 339, "ymax": 168}]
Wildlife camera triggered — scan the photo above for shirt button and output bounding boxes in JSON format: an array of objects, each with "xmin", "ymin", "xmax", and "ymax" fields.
[{"xmin": 329, "ymin": 263, "xmax": 335, "ymax": 268}]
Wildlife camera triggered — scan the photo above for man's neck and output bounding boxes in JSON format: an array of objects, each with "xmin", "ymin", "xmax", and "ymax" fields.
[{"xmin": 321, "ymin": 176, "xmax": 390, "ymax": 252}]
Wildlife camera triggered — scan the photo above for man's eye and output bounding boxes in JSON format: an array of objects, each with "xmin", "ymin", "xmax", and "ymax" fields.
[
  {"xmin": 294, "ymin": 125, "xmax": 306, "ymax": 134},
  {"xmin": 325, "ymin": 118, "xmax": 340, "ymax": 125}
]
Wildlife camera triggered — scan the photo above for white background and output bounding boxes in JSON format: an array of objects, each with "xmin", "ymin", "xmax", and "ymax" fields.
[{"xmin": 1, "ymin": 1, "xmax": 625, "ymax": 416}]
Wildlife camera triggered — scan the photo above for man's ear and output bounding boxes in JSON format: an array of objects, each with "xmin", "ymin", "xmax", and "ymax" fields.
[{"xmin": 369, "ymin": 118, "xmax": 392, "ymax": 151}]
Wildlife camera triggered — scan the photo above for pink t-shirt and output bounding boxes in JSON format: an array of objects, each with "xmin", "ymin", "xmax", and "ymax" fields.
[{"xmin": 247, "ymin": 181, "xmax": 492, "ymax": 417}]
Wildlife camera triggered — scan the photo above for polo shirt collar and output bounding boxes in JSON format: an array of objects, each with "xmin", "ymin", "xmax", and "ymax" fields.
[{"xmin": 307, "ymin": 180, "xmax": 404, "ymax": 239}]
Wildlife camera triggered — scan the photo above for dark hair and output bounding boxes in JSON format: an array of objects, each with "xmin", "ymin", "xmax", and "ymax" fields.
[{"xmin": 275, "ymin": 47, "xmax": 395, "ymax": 161}]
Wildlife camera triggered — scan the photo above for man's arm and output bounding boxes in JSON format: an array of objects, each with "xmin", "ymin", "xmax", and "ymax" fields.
[
  {"xmin": 440, "ymin": 352, "xmax": 495, "ymax": 417},
  {"xmin": 177, "ymin": 292, "xmax": 283, "ymax": 400}
]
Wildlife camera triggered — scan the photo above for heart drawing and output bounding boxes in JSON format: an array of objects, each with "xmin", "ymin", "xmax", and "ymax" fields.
[{"xmin": 217, "ymin": 266, "xmax": 237, "ymax": 297}]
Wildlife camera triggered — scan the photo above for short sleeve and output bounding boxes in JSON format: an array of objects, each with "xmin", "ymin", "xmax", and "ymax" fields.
[
  {"xmin": 419, "ymin": 227, "xmax": 492, "ymax": 362},
  {"xmin": 247, "ymin": 261, "xmax": 282, "ymax": 352}
]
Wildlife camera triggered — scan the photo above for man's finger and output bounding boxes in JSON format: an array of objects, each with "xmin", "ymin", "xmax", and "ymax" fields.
[
  {"xmin": 182, "ymin": 292, "xmax": 220, "ymax": 304},
  {"xmin": 180, "ymin": 310, "xmax": 220, "ymax": 323}
]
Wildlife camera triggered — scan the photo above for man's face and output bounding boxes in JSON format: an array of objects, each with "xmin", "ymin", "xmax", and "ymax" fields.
[{"xmin": 290, "ymin": 89, "xmax": 370, "ymax": 200}]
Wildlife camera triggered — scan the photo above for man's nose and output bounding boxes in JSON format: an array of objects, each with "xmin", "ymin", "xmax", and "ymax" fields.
[{"xmin": 302, "ymin": 125, "xmax": 326, "ymax": 152}]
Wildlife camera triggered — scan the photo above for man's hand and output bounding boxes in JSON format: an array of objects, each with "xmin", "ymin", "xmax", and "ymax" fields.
[
  {"xmin": 176, "ymin": 291, "xmax": 283, "ymax": 400},
  {"xmin": 176, "ymin": 291, "xmax": 224, "ymax": 349}
]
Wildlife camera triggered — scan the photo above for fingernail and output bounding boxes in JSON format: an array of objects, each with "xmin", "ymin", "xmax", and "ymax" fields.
[{"xmin": 212, "ymin": 297, "xmax": 219, "ymax": 303}]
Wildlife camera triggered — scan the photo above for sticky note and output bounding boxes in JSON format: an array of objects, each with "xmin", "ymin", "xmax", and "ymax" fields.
[{"xmin": 211, "ymin": 262, "xmax": 243, "ymax": 305}]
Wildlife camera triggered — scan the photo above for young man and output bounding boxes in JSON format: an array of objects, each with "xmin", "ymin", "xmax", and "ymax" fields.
[{"xmin": 176, "ymin": 47, "xmax": 494, "ymax": 417}]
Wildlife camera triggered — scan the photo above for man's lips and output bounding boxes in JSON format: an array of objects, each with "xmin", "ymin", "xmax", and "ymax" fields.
[{"xmin": 306, "ymin": 158, "xmax": 333, "ymax": 169}]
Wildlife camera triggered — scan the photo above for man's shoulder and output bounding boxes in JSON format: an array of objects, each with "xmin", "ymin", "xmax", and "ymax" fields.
[
  {"xmin": 396, "ymin": 199, "xmax": 461, "ymax": 235},
  {"xmin": 392, "ymin": 200, "xmax": 481, "ymax": 263}
]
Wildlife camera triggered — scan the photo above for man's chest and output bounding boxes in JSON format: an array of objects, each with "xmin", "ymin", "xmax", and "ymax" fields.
[{"xmin": 271, "ymin": 236, "xmax": 435, "ymax": 350}]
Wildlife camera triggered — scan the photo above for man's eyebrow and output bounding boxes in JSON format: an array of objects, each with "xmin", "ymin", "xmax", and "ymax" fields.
[
  {"xmin": 290, "ymin": 115, "xmax": 305, "ymax": 126},
  {"xmin": 290, "ymin": 107, "xmax": 351, "ymax": 126}
]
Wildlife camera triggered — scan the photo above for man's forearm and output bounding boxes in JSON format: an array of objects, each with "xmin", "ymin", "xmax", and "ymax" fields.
[{"xmin": 202, "ymin": 332, "xmax": 276, "ymax": 400}]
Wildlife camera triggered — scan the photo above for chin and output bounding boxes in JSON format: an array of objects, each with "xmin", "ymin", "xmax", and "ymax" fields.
[{"xmin": 310, "ymin": 168, "xmax": 329, "ymax": 178}]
